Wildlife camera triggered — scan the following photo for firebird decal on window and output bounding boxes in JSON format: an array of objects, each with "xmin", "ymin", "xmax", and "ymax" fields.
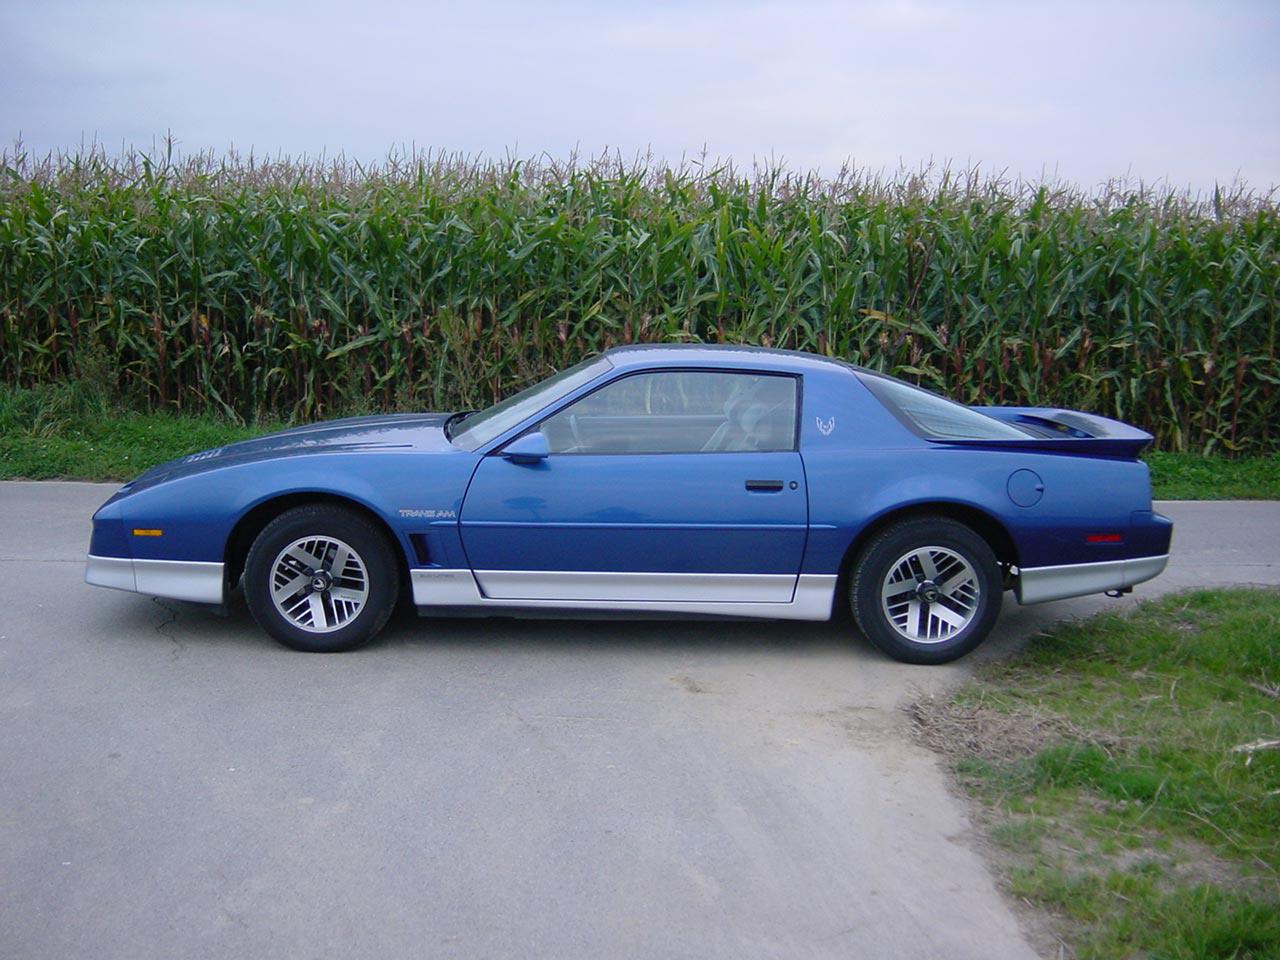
[{"xmin": 816, "ymin": 416, "xmax": 836, "ymax": 436}]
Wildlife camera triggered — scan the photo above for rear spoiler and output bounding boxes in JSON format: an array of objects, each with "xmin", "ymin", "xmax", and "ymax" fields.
[{"xmin": 940, "ymin": 407, "xmax": 1154, "ymax": 458}]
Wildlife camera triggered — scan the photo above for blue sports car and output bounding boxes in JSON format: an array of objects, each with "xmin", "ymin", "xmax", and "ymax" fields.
[{"xmin": 86, "ymin": 345, "xmax": 1172, "ymax": 663}]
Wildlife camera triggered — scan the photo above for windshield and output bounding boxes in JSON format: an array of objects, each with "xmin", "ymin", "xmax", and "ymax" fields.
[
  {"xmin": 857, "ymin": 371, "xmax": 1033, "ymax": 440},
  {"xmin": 450, "ymin": 356, "xmax": 613, "ymax": 450}
]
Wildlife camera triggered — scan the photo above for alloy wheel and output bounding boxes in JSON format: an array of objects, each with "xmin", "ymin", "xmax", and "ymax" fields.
[
  {"xmin": 880, "ymin": 545, "xmax": 980, "ymax": 644},
  {"xmin": 269, "ymin": 536, "xmax": 370, "ymax": 634}
]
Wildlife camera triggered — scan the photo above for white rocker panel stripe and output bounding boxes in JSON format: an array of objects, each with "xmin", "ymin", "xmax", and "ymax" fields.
[
  {"xmin": 411, "ymin": 569, "xmax": 837, "ymax": 621},
  {"xmin": 475, "ymin": 569, "xmax": 797, "ymax": 603},
  {"xmin": 85, "ymin": 555, "xmax": 225, "ymax": 605},
  {"xmin": 1017, "ymin": 554, "xmax": 1169, "ymax": 605}
]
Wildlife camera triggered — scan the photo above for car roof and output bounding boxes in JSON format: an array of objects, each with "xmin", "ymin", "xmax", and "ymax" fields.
[{"xmin": 601, "ymin": 343, "xmax": 860, "ymax": 376}]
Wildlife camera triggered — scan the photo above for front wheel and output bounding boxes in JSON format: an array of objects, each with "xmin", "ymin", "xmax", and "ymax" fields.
[
  {"xmin": 244, "ymin": 505, "xmax": 400, "ymax": 652},
  {"xmin": 850, "ymin": 516, "xmax": 1002, "ymax": 664}
]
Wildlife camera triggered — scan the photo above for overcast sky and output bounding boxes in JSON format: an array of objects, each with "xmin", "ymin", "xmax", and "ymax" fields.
[{"xmin": 2, "ymin": 0, "xmax": 1277, "ymax": 192}]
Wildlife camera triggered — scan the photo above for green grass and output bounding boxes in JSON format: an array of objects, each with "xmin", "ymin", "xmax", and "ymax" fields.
[
  {"xmin": 0, "ymin": 414, "xmax": 277, "ymax": 480},
  {"xmin": 917, "ymin": 588, "xmax": 1280, "ymax": 959},
  {"xmin": 0, "ymin": 384, "xmax": 281, "ymax": 481},
  {"xmin": 1146, "ymin": 451, "xmax": 1280, "ymax": 500}
]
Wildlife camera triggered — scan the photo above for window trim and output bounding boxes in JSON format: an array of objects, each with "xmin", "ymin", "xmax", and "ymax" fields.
[{"xmin": 500, "ymin": 367, "xmax": 805, "ymax": 457}]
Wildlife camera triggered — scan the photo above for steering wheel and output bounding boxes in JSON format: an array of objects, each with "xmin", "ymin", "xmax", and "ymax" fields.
[{"xmin": 568, "ymin": 413, "xmax": 584, "ymax": 452}]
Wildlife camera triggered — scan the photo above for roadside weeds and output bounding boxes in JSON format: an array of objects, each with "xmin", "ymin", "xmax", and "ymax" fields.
[{"xmin": 911, "ymin": 589, "xmax": 1280, "ymax": 960}]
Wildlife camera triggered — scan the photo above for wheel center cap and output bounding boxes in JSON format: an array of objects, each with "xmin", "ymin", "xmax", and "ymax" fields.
[
  {"xmin": 310, "ymin": 571, "xmax": 333, "ymax": 593},
  {"xmin": 916, "ymin": 579, "xmax": 941, "ymax": 603}
]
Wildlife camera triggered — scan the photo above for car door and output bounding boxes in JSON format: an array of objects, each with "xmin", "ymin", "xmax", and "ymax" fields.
[{"xmin": 459, "ymin": 369, "xmax": 808, "ymax": 603}]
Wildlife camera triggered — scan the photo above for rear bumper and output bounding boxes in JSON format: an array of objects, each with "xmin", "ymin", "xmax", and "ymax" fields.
[
  {"xmin": 85, "ymin": 554, "xmax": 225, "ymax": 605},
  {"xmin": 1016, "ymin": 554, "xmax": 1169, "ymax": 605}
]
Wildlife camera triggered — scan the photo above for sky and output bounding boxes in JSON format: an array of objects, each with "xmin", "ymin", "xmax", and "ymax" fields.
[{"xmin": 2, "ymin": 0, "xmax": 1277, "ymax": 193}]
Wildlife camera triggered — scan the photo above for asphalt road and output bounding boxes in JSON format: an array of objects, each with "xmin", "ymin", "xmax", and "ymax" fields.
[{"xmin": 2, "ymin": 483, "xmax": 1277, "ymax": 960}]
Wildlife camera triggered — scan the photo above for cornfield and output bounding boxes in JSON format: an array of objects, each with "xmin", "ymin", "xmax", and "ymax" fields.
[{"xmin": 1, "ymin": 147, "xmax": 1277, "ymax": 453}]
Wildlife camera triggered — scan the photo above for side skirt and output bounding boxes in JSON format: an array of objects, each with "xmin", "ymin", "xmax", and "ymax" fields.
[{"xmin": 411, "ymin": 569, "xmax": 838, "ymax": 621}]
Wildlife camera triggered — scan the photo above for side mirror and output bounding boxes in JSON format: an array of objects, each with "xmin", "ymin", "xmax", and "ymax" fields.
[{"xmin": 501, "ymin": 431, "xmax": 550, "ymax": 463}]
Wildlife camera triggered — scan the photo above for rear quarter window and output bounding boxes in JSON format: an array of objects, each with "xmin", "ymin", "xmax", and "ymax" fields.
[{"xmin": 857, "ymin": 372, "xmax": 1033, "ymax": 440}]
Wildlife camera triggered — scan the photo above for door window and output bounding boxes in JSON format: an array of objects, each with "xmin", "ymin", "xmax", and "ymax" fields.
[{"xmin": 540, "ymin": 371, "xmax": 798, "ymax": 454}]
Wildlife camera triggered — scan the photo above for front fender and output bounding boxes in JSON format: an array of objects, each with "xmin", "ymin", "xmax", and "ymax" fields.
[{"xmin": 96, "ymin": 451, "xmax": 477, "ymax": 568}]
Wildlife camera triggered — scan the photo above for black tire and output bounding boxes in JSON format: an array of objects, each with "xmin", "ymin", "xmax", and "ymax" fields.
[
  {"xmin": 850, "ymin": 516, "xmax": 1002, "ymax": 665},
  {"xmin": 243, "ymin": 504, "xmax": 400, "ymax": 653}
]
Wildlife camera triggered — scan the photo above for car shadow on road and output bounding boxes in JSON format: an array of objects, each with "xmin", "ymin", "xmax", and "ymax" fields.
[
  {"xmin": 96, "ymin": 586, "xmax": 1039, "ymax": 671},
  {"xmin": 378, "ymin": 603, "xmax": 1040, "ymax": 675}
]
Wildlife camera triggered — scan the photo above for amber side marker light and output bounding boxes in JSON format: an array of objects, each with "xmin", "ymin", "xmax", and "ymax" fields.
[
  {"xmin": 132, "ymin": 529, "xmax": 164, "ymax": 537},
  {"xmin": 1086, "ymin": 533, "xmax": 1123, "ymax": 543}
]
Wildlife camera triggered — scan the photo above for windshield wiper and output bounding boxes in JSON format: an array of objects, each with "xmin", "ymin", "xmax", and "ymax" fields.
[{"xmin": 442, "ymin": 410, "xmax": 476, "ymax": 441}]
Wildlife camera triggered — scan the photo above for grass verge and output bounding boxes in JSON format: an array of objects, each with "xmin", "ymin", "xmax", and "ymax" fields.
[
  {"xmin": 914, "ymin": 588, "xmax": 1280, "ymax": 960},
  {"xmin": 0, "ymin": 415, "xmax": 280, "ymax": 480},
  {"xmin": 1146, "ymin": 452, "xmax": 1280, "ymax": 500},
  {"xmin": 0, "ymin": 385, "xmax": 283, "ymax": 481}
]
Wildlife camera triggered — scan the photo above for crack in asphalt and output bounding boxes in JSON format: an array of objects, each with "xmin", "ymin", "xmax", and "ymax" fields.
[{"xmin": 149, "ymin": 596, "xmax": 184, "ymax": 658}]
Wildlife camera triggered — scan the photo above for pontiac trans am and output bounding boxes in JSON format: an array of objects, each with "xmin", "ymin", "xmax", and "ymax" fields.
[{"xmin": 86, "ymin": 345, "xmax": 1172, "ymax": 663}]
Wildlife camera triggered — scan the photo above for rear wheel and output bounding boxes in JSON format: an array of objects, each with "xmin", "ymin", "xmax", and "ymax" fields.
[
  {"xmin": 850, "ymin": 516, "xmax": 1002, "ymax": 664},
  {"xmin": 244, "ymin": 505, "xmax": 399, "ymax": 652}
]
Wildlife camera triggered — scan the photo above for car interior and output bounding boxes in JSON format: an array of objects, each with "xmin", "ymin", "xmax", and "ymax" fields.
[{"xmin": 539, "ymin": 371, "xmax": 797, "ymax": 455}]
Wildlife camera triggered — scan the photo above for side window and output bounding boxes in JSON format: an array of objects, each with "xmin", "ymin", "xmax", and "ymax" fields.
[{"xmin": 541, "ymin": 371, "xmax": 797, "ymax": 454}]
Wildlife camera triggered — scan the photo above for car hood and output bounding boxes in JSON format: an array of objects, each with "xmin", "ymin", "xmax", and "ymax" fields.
[{"xmin": 123, "ymin": 413, "xmax": 456, "ymax": 492}]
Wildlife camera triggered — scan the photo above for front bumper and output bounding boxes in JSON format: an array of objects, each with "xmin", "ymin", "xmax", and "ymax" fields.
[
  {"xmin": 1016, "ymin": 553, "xmax": 1169, "ymax": 605},
  {"xmin": 85, "ymin": 555, "xmax": 225, "ymax": 605}
]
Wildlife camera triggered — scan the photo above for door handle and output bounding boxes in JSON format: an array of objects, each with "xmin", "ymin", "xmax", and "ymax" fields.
[{"xmin": 745, "ymin": 479, "xmax": 785, "ymax": 492}]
